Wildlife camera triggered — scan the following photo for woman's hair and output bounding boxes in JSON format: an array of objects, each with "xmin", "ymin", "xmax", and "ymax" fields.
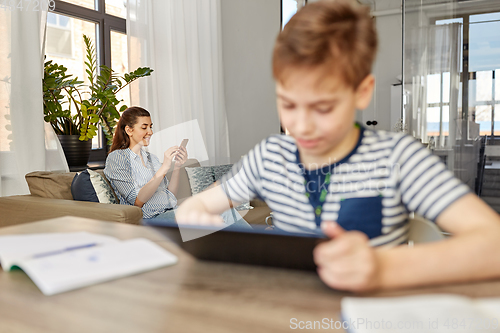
[
  {"xmin": 272, "ymin": 0, "xmax": 378, "ymax": 90},
  {"xmin": 109, "ymin": 106, "xmax": 151, "ymax": 153}
]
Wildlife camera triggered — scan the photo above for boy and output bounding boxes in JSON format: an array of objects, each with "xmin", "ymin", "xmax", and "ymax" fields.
[{"xmin": 176, "ymin": 0, "xmax": 500, "ymax": 291}]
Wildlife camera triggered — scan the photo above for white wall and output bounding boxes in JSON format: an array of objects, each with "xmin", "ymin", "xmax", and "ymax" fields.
[
  {"xmin": 361, "ymin": 10, "xmax": 402, "ymax": 131},
  {"xmin": 219, "ymin": 0, "xmax": 403, "ymax": 160},
  {"xmin": 220, "ymin": 0, "xmax": 281, "ymax": 162}
]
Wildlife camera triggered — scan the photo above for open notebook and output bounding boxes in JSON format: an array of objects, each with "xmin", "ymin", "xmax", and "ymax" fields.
[
  {"xmin": 341, "ymin": 294, "xmax": 500, "ymax": 333},
  {"xmin": 0, "ymin": 232, "xmax": 177, "ymax": 296}
]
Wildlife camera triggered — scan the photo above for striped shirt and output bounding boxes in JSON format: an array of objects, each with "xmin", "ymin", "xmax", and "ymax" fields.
[
  {"xmin": 221, "ymin": 126, "xmax": 470, "ymax": 247},
  {"xmin": 104, "ymin": 148, "xmax": 177, "ymax": 218}
]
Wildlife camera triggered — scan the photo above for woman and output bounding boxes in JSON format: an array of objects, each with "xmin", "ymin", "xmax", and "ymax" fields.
[
  {"xmin": 104, "ymin": 106, "xmax": 188, "ymax": 221},
  {"xmin": 104, "ymin": 106, "xmax": 250, "ymax": 227}
]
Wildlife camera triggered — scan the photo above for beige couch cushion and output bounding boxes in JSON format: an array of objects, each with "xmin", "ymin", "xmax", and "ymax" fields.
[
  {"xmin": 26, "ymin": 171, "xmax": 77, "ymax": 199},
  {"xmin": 0, "ymin": 195, "xmax": 143, "ymax": 227},
  {"xmin": 174, "ymin": 159, "xmax": 200, "ymax": 202}
]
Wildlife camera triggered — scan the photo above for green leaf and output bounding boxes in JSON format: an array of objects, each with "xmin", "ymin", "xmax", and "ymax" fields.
[
  {"xmin": 110, "ymin": 108, "xmax": 120, "ymax": 119},
  {"xmin": 46, "ymin": 101, "xmax": 56, "ymax": 113},
  {"xmin": 81, "ymin": 106, "xmax": 88, "ymax": 118}
]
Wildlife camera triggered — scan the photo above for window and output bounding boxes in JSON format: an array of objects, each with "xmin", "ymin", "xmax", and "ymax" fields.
[
  {"xmin": 428, "ymin": 12, "xmax": 500, "ymax": 143},
  {"xmin": 46, "ymin": 0, "xmax": 126, "ymax": 162},
  {"xmin": 280, "ymin": 0, "xmax": 307, "ymax": 134},
  {"xmin": 110, "ymin": 30, "xmax": 129, "ymax": 111},
  {"xmin": 106, "ymin": 0, "xmax": 127, "ymax": 19},
  {"xmin": 281, "ymin": 0, "xmax": 306, "ymax": 29},
  {"xmin": 46, "ymin": 13, "xmax": 73, "ymax": 57},
  {"xmin": 468, "ymin": 13, "xmax": 500, "ymax": 138},
  {"xmin": 59, "ymin": 0, "xmax": 95, "ymax": 10}
]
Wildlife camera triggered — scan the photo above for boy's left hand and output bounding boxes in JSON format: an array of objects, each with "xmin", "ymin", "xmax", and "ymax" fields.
[{"xmin": 313, "ymin": 221, "xmax": 380, "ymax": 292}]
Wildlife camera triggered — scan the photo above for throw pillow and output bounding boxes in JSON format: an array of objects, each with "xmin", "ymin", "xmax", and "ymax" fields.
[
  {"xmin": 212, "ymin": 164, "xmax": 253, "ymax": 211},
  {"xmin": 186, "ymin": 164, "xmax": 253, "ymax": 211},
  {"xmin": 71, "ymin": 170, "xmax": 98, "ymax": 202},
  {"xmin": 87, "ymin": 169, "xmax": 118, "ymax": 204},
  {"xmin": 25, "ymin": 171, "xmax": 76, "ymax": 200},
  {"xmin": 185, "ymin": 166, "xmax": 216, "ymax": 195},
  {"xmin": 212, "ymin": 164, "xmax": 233, "ymax": 182},
  {"xmin": 71, "ymin": 169, "xmax": 118, "ymax": 204}
]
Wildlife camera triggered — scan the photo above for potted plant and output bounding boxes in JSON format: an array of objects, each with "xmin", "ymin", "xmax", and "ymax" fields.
[{"xmin": 43, "ymin": 35, "xmax": 153, "ymax": 169}]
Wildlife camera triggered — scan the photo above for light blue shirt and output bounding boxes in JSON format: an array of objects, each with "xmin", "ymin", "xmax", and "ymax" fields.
[{"xmin": 104, "ymin": 148, "xmax": 177, "ymax": 218}]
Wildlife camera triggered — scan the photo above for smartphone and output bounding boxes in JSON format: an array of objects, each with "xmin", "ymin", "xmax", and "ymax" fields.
[{"xmin": 172, "ymin": 139, "xmax": 189, "ymax": 161}]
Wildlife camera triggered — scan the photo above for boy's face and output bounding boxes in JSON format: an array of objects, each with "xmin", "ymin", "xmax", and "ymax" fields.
[{"xmin": 276, "ymin": 66, "xmax": 374, "ymax": 162}]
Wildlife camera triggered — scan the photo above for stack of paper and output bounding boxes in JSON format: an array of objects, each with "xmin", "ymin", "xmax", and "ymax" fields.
[
  {"xmin": 341, "ymin": 294, "xmax": 500, "ymax": 333},
  {"xmin": 0, "ymin": 232, "xmax": 177, "ymax": 295}
]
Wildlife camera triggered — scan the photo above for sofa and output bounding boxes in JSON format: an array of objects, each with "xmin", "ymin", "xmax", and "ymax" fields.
[{"xmin": 0, "ymin": 159, "xmax": 272, "ymax": 228}]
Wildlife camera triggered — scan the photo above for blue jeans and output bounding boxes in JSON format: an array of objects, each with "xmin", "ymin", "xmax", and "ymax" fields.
[{"xmin": 143, "ymin": 208, "xmax": 253, "ymax": 230}]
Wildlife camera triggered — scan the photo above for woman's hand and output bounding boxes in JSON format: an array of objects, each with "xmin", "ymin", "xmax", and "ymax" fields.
[
  {"xmin": 161, "ymin": 146, "xmax": 179, "ymax": 171},
  {"xmin": 313, "ymin": 221, "xmax": 381, "ymax": 292},
  {"xmin": 172, "ymin": 146, "xmax": 188, "ymax": 169}
]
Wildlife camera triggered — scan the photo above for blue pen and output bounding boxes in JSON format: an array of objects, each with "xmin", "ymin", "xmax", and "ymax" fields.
[{"xmin": 32, "ymin": 243, "xmax": 98, "ymax": 259}]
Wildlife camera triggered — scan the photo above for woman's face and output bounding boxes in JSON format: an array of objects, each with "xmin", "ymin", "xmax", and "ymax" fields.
[{"xmin": 126, "ymin": 116, "xmax": 153, "ymax": 148}]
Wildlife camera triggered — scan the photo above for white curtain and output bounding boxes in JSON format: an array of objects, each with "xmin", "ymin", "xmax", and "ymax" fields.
[
  {"xmin": 127, "ymin": 0, "xmax": 231, "ymax": 165},
  {"xmin": 404, "ymin": 23, "xmax": 474, "ymax": 185},
  {"xmin": 0, "ymin": 6, "xmax": 68, "ymax": 197},
  {"xmin": 404, "ymin": 23, "xmax": 461, "ymax": 147}
]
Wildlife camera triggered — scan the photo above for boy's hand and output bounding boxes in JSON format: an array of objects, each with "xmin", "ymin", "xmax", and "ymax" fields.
[
  {"xmin": 175, "ymin": 209, "xmax": 224, "ymax": 227},
  {"xmin": 313, "ymin": 221, "xmax": 380, "ymax": 292}
]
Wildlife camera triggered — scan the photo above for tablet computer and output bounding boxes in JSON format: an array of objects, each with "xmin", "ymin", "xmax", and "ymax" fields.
[{"xmin": 146, "ymin": 220, "xmax": 327, "ymax": 271}]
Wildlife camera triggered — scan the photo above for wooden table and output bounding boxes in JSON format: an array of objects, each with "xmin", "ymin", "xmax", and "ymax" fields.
[{"xmin": 1, "ymin": 216, "xmax": 500, "ymax": 333}]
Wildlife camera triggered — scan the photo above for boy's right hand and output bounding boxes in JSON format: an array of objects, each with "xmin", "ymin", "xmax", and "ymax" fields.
[{"xmin": 313, "ymin": 221, "xmax": 380, "ymax": 292}]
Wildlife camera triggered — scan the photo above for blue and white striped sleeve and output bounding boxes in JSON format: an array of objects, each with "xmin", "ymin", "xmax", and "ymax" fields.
[
  {"xmin": 394, "ymin": 135, "xmax": 470, "ymax": 222},
  {"xmin": 219, "ymin": 140, "xmax": 265, "ymax": 204},
  {"xmin": 103, "ymin": 151, "xmax": 138, "ymax": 205}
]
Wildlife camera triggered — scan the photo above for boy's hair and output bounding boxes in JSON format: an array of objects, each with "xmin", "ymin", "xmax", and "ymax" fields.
[{"xmin": 273, "ymin": 0, "xmax": 377, "ymax": 90}]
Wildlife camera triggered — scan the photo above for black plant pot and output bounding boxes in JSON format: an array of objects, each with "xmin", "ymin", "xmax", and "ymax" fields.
[{"xmin": 58, "ymin": 135, "xmax": 92, "ymax": 171}]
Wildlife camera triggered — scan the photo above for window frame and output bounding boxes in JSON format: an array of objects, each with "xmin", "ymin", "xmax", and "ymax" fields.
[
  {"xmin": 46, "ymin": 12, "xmax": 74, "ymax": 58},
  {"xmin": 52, "ymin": 0, "xmax": 126, "ymax": 162},
  {"xmin": 431, "ymin": 10, "xmax": 500, "ymax": 142}
]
